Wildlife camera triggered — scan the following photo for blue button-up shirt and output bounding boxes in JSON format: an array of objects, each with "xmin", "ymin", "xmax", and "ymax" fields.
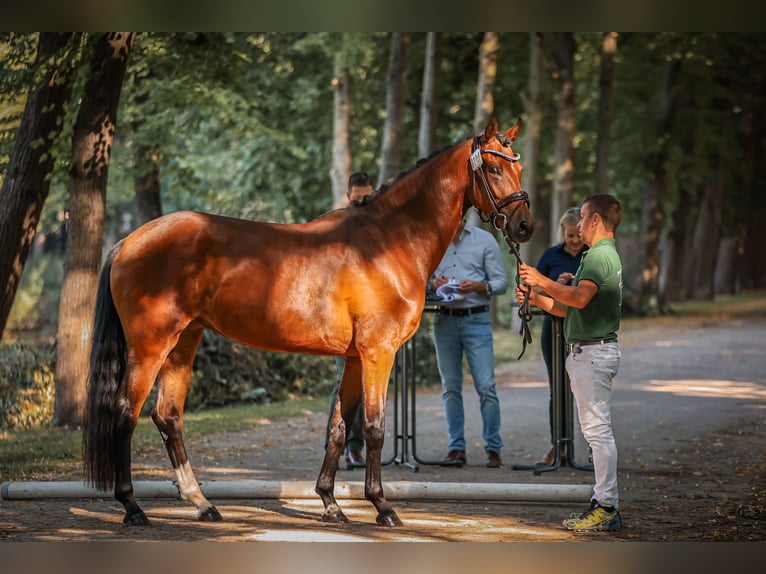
[{"xmin": 429, "ymin": 224, "xmax": 508, "ymax": 309}]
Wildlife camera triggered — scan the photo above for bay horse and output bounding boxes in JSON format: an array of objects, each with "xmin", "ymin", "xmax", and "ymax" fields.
[{"xmin": 83, "ymin": 117, "xmax": 534, "ymax": 527}]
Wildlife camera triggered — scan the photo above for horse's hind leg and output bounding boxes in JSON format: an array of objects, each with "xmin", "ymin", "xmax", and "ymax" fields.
[
  {"xmin": 152, "ymin": 323, "xmax": 222, "ymax": 522},
  {"xmin": 114, "ymin": 360, "xmax": 163, "ymax": 526},
  {"xmin": 315, "ymin": 357, "xmax": 362, "ymax": 523}
]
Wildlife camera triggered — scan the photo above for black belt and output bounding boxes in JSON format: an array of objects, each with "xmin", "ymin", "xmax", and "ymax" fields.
[
  {"xmin": 566, "ymin": 339, "xmax": 618, "ymax": 354},
  {"xmin": 437, "ymin": 305, "xmax": 490, "ymax": 317}
]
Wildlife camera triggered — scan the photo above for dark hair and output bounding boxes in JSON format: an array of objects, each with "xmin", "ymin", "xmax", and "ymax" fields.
[
  {"xmin": 348, "ymin": 171, "xmax": 372, "ymax": 190},
  {"xmin": 584, "ymin": 194, "xmax": 622, "ymax": 232}
]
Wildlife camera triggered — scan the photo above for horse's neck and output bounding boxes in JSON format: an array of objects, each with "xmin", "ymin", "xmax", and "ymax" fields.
[{"xmin": 376, "ymin": 145, "xmax": 471, "ymax": 274}]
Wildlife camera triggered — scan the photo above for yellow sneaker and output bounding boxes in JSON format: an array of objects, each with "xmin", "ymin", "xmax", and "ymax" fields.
[{"xmin": 563, "ymin": 500, "xmax": 622, "ymax": 532}]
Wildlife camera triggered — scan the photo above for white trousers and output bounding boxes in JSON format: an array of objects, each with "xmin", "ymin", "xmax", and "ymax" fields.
[{"xmin": 566, "ymin": 342, "xmax": 621, "ymax": 509}]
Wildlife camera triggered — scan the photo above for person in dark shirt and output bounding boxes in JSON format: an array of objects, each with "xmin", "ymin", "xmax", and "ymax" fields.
[{"xmin": 534, "ymin": 207, "xmax": 587, "ymax": 466}]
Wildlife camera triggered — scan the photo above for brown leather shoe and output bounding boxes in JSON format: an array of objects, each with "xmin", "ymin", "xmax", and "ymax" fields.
[
  {"xmin": 345, "ymin": 449, "xmax": 365, "ymax": 468},
  {"xmin": 486, "ymin": 451, "xmax": 502, "ymax": 468},
  {"xmin": 535, "ymin": 446, "xmax": 568, "ymax": 466},
  {"xmin": 441, "ymin": 449, "xmax": 466, "ymax": 466}
]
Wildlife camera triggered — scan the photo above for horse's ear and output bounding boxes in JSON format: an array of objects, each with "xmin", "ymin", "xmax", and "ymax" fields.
[
  {"xmin": 503, "ymin": 117, "xmax": 523, "ymax": 144},
  {"xmin": 483, "ymin": 117, "xmax": 499, "ymax": 142}
]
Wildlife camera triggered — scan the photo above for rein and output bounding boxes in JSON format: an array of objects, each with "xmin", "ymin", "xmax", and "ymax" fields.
[{"xmin": 470, "ymin": 135, "xmax": 533, "ymax": 359}]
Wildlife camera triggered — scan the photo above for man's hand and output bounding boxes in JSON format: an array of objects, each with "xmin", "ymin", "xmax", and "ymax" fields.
[
  {"xmin": 556, "ymin": 272, "xmax": 574, "ymax": 285},
  {"xmin": 515, "ymin": 285, "xmax": 538, "ymax": 307},
  {"xmin": 458, "ymin": 279, "xmax": 483, "ymax": 293},
  {"xmin": 518, "ymin": 263, "xmax": 545, "ymax": 287},
  {"xmin": 431, "ymin": 275, "xmax": 449, "ymax": 290}
]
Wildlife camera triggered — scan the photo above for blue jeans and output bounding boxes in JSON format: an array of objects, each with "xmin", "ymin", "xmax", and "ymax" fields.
[
  {"xmin": 433, "ymin": 312, "xmax": 502, "ymax": 454},
  {"xmin": 566, "ymin": 342, "xmax": 621, "ymax": 508}
]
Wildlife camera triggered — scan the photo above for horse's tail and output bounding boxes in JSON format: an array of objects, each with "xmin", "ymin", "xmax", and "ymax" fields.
[{"xmin": 83, "ymin": 240, "xmax": 127, "ymax": 491}]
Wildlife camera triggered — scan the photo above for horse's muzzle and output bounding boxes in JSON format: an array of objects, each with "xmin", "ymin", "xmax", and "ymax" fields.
[{"xmin": 509, "ymin": 216, "xmax": 534, "ymax": 243}]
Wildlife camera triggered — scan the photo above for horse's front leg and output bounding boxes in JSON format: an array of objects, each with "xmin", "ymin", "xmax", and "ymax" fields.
[
  {"xmin": 315, "ymin": 357, "xmax": 361, "ymax": 523},
  {"xmin": 363, "ymin": 355, "xmax": 403, "ymax": 527}
]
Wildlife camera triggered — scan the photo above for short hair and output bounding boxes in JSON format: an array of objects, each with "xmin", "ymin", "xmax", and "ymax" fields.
[
  {"xmin": 348, "ymin": 171, "xmax": 372, "ymax": 190},
  {"xmin": 557, "ymin": 207, "xmax": 581, "ymax": 243},
  {"xmin": 584, "ymin": 194, "xmax": 622, "ymax": 232}
]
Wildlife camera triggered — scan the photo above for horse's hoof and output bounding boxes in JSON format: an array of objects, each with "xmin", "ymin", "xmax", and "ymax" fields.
[
  {"xmin": 376, "ymin": 510, "xmax": 403, "ymax": 527},
  {"xmin": 321, "ymin": 510, "xmax": 349, "ymax": 524},
  {"xmin": 199, "ymin": 506, "xmax": 223, "ymax": 522},
  {"xmin": 123, "ymin": 510, "xmax": 151, "ymax": 526}
]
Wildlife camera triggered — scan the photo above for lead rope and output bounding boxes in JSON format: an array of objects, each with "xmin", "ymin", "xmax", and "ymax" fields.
[{"xmin": 508, "ymin": 240, "xmax": 533, "ymax": 360}]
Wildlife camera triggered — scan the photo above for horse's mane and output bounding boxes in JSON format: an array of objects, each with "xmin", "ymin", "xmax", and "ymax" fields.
[{"xmin": 349, "ymin": 138, "xmax": 468, "ymax": 208}]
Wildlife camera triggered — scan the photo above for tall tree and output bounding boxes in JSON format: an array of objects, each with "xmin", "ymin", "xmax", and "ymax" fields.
[
  {"xmin": 638, "ymin": 55, "xmax": 679, "ymax": 312},
  {"xmin": 521, "ymin": 32, "xmax": 546, "ymax": 264},
  {"xmin": 0, "ymin": 33, "xmax": 78, "ymax": 340},
  {"xmin": 133, "ymin": 143, "xmax": 162, "ymax": 224},
  {"xmin": 688, "ymin": 158, "xmax": 726, "ymax": 300},
  {"xmin": 551, "ymin": 33, "xmax": 576, "ymax": 239},
  {"xmin": 595, "ymin": 32, "xmax": 617, "ymax": 196},
  {"xmin": 330, "ymin": 35, "xmax": 351, "ymax": 208},
  {"xmin": 53, "ymin": 32, "xmax": 135, "ymax": 428},
  {"xmin": 418, "ymin": 32, "xmax": 441, "ymax": 158},
  {"xmin": 377, "ymin": 32, "xmax": 409, "ymax": 187},
  {"xmin": 473, "ymin": 32, "xmax": 498, "ymax": 132},
  {"xmin": 131, "ymin": 71, "xmax": 162, "ymax": 226}
]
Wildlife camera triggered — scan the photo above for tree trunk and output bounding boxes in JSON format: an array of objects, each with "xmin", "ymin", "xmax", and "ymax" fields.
[
  {"xmin": 418, "ymin": 32, "xmax": 440, "ymax": 158},
  {"xmin": 473, "ymin": 32, "xmax": 498, "ymax": 133},
  {"xmin": 134, "ymin": 144, "xmax": 162, "ymax": 225},
  {"xmin": 53, "ymin": 32, "xmax": 135, "ymax": 429},
  {"xmin": 330, "ymin": 48, "xmax": 351, "ymax": 208},
  {"xmin": 661, "ymin": 179, "xmax": 696, "ymax": 303},
  {"xmin": 595, "ymin": 32, "xmax": 617, "ymax": 196},
  {"xmin": 714, "ymin": 237, "xmax": 741, "ymax": 295},
  {"xmin": 377, "ymin": 32, "xmax": 410, "ymax": 187},
  {"xmin": 521, "ymin": 32, "xmax": 546, "ymax": 265},
  {"xmin": 687, "ymin": 160, "xmax": 726, "ymax": 300},
  {"xmin": 638, "ymin": 56, "xmax": 679, "ymax": 312},
  {"xmin": 736, "ymin": 101, "xmax": 766, "ymax": 289},
  {"xmin": 0, "ymin": 33, "xmax": 77, "ymax": 340},
  {"xmin": 551, "ymin": 33, "xmax": 576, "ymax": 240}
]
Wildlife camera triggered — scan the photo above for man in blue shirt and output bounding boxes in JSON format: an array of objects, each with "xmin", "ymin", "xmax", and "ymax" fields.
[{"xmin": 428, "ymin": 219, "xmax": 508, "ymax": 468}]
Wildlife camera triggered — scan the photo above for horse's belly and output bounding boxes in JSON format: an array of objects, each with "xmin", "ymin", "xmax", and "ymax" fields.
[{"xmin": 203, "ymin": 306, "xmax": 351, "ymax": 357}]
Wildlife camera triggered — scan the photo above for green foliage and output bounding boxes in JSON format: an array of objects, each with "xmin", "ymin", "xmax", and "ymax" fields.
[
  {"xmin": 0, "ymin": 343, "xmax": 55, "ymax": 430},
  {"xmin": 8, "ymin": 252, "xmax": 65, "ymax": 336},
  {"xmin": 181, "ymin": 330, "xmax": 337, "ymax": 411}
]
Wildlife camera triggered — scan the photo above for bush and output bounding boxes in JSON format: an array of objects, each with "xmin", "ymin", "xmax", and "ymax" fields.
[
  {"xmin": 182, "ymin": 330, "xmax": 337, "ymax": 411},
  {"xmin": 1, "ymin": 323, "xmax": 440, "ymax": 428},
  {"xmin": 0, "ymin": 343, "xmax": 56, "ymax": 430}
]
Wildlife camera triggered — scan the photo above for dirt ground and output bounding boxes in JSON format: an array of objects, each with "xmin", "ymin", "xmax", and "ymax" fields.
[{"xmin": 1, "ymin": 298, "xmax": 765, "ymax": 543}]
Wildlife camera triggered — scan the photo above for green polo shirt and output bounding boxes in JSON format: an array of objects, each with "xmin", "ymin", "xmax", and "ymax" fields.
[{"xmin": 564, "ymin": 238, "xmax": 622, "ymax": 343}]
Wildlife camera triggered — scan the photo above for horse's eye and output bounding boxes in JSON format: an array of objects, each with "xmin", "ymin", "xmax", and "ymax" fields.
[{"xmin": 489, "ymin": 165, "xmax": 501, "ymax": 175}]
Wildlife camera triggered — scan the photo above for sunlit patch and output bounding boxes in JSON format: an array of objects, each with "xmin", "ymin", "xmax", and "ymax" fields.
[
  {"xmin": 505, "ymin": 381, "xmax": 548, "ymax": 389},
  {"xmin": 638, "ymin": 379, "xmax": 766, "ymax": 400},
  {"xmin": 68, "ymin": 507, "xmax": 123, "ymax": 523},
  {"xmin": 654, "ymin": 340, "xmax": 691, "ymax": 347},
  {"xmin": 199, "ymin": 467, "xmax": 273, "ymax": 479},
  {"xmin": 157, "ymin": 507, "xmax": 198, "ymax": 517}
]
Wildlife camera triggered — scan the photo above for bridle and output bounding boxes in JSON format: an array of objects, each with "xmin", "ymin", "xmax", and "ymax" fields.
[
  {"xmin": 469, "ymin": 134, "xmax": 530, "ymax": 247},
  {"xmin": 469, "ymin": 134, "xmax": 533, "ymax": 359}
]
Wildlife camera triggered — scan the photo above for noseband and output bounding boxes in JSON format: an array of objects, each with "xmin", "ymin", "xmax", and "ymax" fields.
[{"xmin": 469, "ymin": 134, "xmax": 533, "ymax": 359}]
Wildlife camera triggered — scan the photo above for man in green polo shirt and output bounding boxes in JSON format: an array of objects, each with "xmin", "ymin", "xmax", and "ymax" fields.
[{"xmin": 516, "ymin": 194, "xmax": 623, "ymax": 532}]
